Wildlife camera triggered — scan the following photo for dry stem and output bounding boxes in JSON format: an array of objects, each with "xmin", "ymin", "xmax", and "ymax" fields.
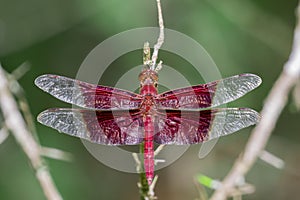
[
  {"xmin": 0, "ymin": 64, "xmax": 62, "ymax": 200},
  {"xmin": 210, "ymin": 2, "xmax": 300, "ymax": 199},
  {"xmin": 151, "ymin": 0, "xmax": 165, "ymax": 70}
]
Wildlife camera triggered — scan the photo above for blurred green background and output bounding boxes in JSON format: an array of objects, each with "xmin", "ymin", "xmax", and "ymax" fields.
[{"xmin": 1, "ymin": 0, "xmax": 300, "ymax": 199}]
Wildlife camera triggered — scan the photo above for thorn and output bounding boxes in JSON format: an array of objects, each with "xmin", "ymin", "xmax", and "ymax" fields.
[
  {"xmin": 154, "ymin": 144, "xmax": 165, "ymax": 156},
  {"xmin": 132, "ymin": 153, "xmax": 141, "ymax": 173},
  {"xmin": 155, "ymin": 61, "xmax": 163, "ymax": 72},
  {"xmin": 154, "ymin": 159, "xmax": 165, "ymax": 165}
]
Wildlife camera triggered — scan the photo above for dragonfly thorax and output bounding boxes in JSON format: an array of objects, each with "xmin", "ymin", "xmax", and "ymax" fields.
[
  {"xmin": 140, "ymin": 84, "xmax": 158, "ymax": 114},
  {"xmin": 140, "ymin": 94, "xmax": 156, "ymax": 113}
]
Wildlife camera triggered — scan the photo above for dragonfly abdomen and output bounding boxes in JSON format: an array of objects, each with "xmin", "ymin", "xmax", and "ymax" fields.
[{"xmin": 144, "ymin": 115, "xmax": 154, "ymax": 185}]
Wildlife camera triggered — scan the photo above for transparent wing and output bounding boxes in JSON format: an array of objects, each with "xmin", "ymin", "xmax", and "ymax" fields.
[
  {"xmin": 155, "ymin": 74, "xmax": 262, "ymax": 109},
  {"xmin": 154, "ymin": 108, "xmax": 260, "ymax": 145},
  {"xmin": 35, "ymin": 74, "xmax": 143, "ymax": 110},
  {"xmin": 37, "ymin": 108, "xmax": 144, "ymax": 145}
]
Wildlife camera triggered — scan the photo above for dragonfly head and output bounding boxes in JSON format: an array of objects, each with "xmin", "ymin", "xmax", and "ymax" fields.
[{"xmin": 139, "ymin": 68, "xmax": 159, "ymax": 88}]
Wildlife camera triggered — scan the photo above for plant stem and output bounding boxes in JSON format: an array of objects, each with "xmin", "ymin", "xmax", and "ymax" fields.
[
  {"xmin": 210, "ymin": 1, "xmax": 300, "ymax": 199},
  {"xmin": 0, "ymin": 64, "xmax": 62, "ymax": 200},
  {"xmin": 151, "ymin": 0, "xmax": 165, "ymax": 70}
]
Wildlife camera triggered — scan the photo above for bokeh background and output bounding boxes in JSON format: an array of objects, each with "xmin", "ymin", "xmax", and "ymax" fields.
[{"xmin": 1, "ymin": 0, "xmax": 300, "ymax": 199}]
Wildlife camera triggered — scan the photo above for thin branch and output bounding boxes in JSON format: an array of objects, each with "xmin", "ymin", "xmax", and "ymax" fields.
[
  {"xmin": 11, "ymin": 62, "xmax": 31, "ymax": 80},
  {"xmin": 7, "ymin": 64, "xmax": 40, "ymax": 140},
  {"xmin": 0, "ymin": 126, "xmax": 9, "ymax": 145},
  {"xmin": 5, "ymin": 63, "xmax": 71, "ymax": 162},
  {"xmin": 293, "ymin": 80, "xmax": 300, "ymax": 109},
  {"xmin": 148, "ymin": 175, "xmax": 158, "ymax": 198},
  {"xmin": 151, "ymin": 0, "xmax": 165, "ymax": 70},
  {"xmin": 154, "ymin": 144, "xmax": 165, "ymax": 156},
  {"xmin": 210, "ymin": 2, "xmax": 300, "ymax": 199},
  {"xmin": 41, "ymin": 147, "xmax": 73, "ymax": 162},
  {"xmin": 132, "ymin": 152, "xmax": 142, "ymax": 174},
  {"xmin": 259, "ymin": 150, "xmax": 285, "ymax": 169},
  {"xmin": 0, "ymin": 64, "xmax": 62, "ymax": 200}
]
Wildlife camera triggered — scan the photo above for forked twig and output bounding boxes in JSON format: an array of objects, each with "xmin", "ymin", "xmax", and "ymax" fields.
[
  {"xmin": 210, "ymin": 2, "xmax": 300, "ymax": 199},
  {"xmin": 0, "ymin": 64, "xmax": 62, "ymax": 200}
]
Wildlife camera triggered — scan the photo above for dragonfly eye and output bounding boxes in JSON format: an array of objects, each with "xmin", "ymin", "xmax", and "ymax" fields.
[{"xmin": 139, "ymin": 69, "xmax": 158, "ymax": 83}]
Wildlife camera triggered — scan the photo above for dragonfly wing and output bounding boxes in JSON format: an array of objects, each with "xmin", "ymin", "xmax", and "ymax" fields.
[
  {"xmin": 37, "ymin": 108, "xmax": 144, "ymax": 145},
  {"xmin": 35, "ymin": 74, "xmax": 143, "ymax": 110},
  {"xmin": 155, "ymin": 74, "xmax": 262, "ymax": 109},
  {"xmin": 154, "ymin": 108, "xmax": 260, "ymax": 145}
]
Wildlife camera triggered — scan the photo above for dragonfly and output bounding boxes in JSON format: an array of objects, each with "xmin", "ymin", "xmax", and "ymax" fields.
[{"xmin": 35, "ymin": 66, "xmax": 261, "ymax": 185}]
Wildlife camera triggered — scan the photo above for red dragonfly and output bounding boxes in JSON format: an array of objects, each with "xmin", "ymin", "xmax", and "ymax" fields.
[{"xmin": 35, "ymin": 68, "xmax": 261, "ymax": 185}]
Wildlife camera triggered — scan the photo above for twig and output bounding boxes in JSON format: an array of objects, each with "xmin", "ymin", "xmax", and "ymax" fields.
[
  {"xmin": 210, "ymin": 2, "xmax": 300, "ymax": 199},
  {"xmin": 133, "ymin": 152, "xmax": 142, "ymax": 177},
  {"xmin": 259, "ymin": 150, "xmax": 285, "ymax": 169},
  {"xmin": 0, "ymin": 126, "xmax": 9, "ymax": 144},
  {"xmin": 154, "ymin": 144, "xmax": 165, "ymax": 156},
  {"xmin": 0, "ymin": 64, "xmax": 62, "ymax": 200},
  {"xmin": 151, "ymin": 0, "xmax": 165, "ymax": 70},
  {"xmin": 148, "ymin": 175, "xmax": 158, "ymax": 198},
  {"xmin": 4, "ymin": 63, "xmax": 72, "ymax": 162},
  {"xmin": 11, "ymin": 62, "xmax": 31, "ymax": 80},
  {"xmin": 41, "ymin": 147, "xmax": 73, "ymax": 162},
  {"xmin": 293, "ymin": 80, "xmax": 300, "ymax": 109},
  {"xmin": 7, "ymin": 64, "xmax": 40, "ymax": 140}
]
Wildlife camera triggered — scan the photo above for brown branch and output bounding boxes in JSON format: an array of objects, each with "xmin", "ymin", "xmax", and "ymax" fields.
[
  {"xmin": 210, "ymin": 2, "xmax": 300, "ymax": 200},
  {"xmin": 0, "ymin": 64, "xmax": 62, "ymax": 200}
]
